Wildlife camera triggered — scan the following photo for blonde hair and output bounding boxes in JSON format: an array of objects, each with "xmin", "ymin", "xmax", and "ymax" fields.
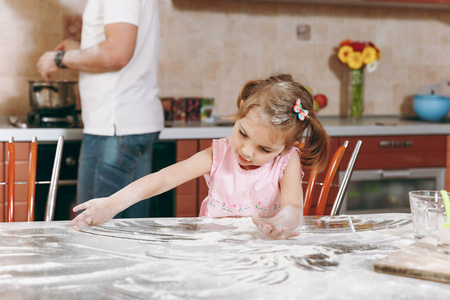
[{"xmin": 233, "ymin": 73, "xmax": 329, "ymax": 172}]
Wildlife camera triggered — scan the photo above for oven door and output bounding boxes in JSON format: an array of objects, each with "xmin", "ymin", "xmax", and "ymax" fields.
[
  {"xmin": 34, "ymin": 141, "xmax": 80, "ymax": 221},
  {"xmin": 339, "ymin": 167, "xmax": 446, "ymax": 214}
]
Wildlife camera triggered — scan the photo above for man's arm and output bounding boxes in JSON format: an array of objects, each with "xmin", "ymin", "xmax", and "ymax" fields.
[{"xmin": 37, "ymin": 22, "xmax": 138, "ymax": 80}]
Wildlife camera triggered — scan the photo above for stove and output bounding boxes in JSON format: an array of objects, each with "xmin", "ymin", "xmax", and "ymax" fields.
[
  {"xmin": 10, "ymin": 107, "xmax": 82, "ymax": 128},
  {"xmin": 27, "ymin": 111, "xmax": 81, "ymax": 128}
]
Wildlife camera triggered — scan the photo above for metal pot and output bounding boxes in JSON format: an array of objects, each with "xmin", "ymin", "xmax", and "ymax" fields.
[{"xmin": 28, "ymin": 80, "xmax": 79, "ymax": 110}]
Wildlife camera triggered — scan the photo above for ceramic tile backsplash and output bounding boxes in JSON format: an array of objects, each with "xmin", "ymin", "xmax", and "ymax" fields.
[
  {"xmin": 159, "ymin": 1, "xmax": 450, "ymax": 118},
  {"xmin": 0, "ymin": 0, "xmax": 84, "ymax": 116},
  {"xmin": 0, "ymin": 0, "xmax": 449, "ymax": 118}
]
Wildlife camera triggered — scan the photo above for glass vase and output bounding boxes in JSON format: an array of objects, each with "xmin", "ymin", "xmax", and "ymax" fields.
[{"xmin": 349, "ymin": 68, "xmax": 364, "ymax": 119}]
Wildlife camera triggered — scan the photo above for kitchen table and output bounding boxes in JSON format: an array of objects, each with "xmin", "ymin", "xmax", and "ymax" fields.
[{"xmin": 0, "ymin": 214, "xmax": 448, "ymax": 299}]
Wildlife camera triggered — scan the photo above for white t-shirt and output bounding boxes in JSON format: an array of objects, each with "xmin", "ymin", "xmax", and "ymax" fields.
[{"xmin": 79, "ymin": 0, "xmax": 164, "ymax": 136}]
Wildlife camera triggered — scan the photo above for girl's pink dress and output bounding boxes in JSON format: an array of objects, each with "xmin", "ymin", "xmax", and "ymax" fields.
[{"xmin": 202, "ymin": 137, "xmax": 301, "ymax": 218}]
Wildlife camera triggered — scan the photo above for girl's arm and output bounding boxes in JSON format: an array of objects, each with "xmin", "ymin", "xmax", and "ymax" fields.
[
  {"xmin": 252, "ymin": 152, "xmax": 304, "ymax": 239},
  {"xmin": 72, "ymin": 147, "xmax": 213, "ymax": 230}
]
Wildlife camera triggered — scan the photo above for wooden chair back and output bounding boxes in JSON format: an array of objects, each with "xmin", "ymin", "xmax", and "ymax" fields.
[
  {"xmin": 302, "ymin": 141, "xmax": 348, "ymax": 216},
  {"xmin": 302, "ymin": 140, "xmax": 363, "ymax": 216},
  {"xmin": 3, "ymin": 136, "xmax": 64, "ymax": 222}
]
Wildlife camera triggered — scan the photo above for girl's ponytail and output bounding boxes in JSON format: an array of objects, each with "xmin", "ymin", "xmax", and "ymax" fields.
[{"xmin": 301, "ymin": 116, "xmax": 329, "ymax": 173}]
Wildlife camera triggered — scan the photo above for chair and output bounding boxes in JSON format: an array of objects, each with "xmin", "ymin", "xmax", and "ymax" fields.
[
  {"xmin": 3, "ymin": 135, "xmax": 64, "ymax": 222},
  {"xmin": 302, "ymin": 140, "xmax": 362, "ymax": 216},
  {"xmin": 330, "ymin": 140, "xmax": 362, "ymax": 216}
]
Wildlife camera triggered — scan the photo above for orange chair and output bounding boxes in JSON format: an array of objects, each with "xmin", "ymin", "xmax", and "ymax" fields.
[
  {"xmin": 4, "ymin": 136, "xmax": 64, "ymax": 222},
  {"xmin": 330, "ymin": 140, "xmax": 362, "ymax": 216},
  {"xmin": 302, "ymin": 140, "xmax": 362, "ymax": 216}
]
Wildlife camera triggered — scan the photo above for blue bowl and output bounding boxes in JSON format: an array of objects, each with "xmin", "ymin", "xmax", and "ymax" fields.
[{"xmin": 413, "ymin": 94, "xmax": 450, "ymax": 122}]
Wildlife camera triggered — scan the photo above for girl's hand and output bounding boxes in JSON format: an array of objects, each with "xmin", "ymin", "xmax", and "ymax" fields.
[
  {"xmin": 251, "ymin": 213, "xmax": 300, "ymax": 240},
  {"xmin": 72, "ymin": 197, "xmax": 117, "ymax": 231}
]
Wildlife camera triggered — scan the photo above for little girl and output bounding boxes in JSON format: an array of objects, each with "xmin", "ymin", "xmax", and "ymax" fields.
[{"xmin": 72, "ymin": 73, "xmax": 330, "ymax": 240}]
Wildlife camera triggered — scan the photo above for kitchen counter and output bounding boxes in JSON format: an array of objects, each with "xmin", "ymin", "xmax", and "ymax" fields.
[
  {"xmin": 1, "ymin": 115, "xmax": 450, "ymax": 141},
  {"xmin": 0, "ymin": 214, "xmax": 448, "ymax": 299},
  {"xmin": 160, "ymin": 116, "xmax": 450, "ymax": 139}
]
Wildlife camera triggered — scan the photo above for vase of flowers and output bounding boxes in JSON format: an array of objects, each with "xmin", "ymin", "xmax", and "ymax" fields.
[{"xmin": 337, "ymin": 40, "xmax": 381, "ymax": 119}]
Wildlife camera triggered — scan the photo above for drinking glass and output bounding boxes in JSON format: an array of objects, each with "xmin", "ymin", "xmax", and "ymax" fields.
[{"xmin": 409, "ymin": 190, "xmax": 441, "ymax": 239}]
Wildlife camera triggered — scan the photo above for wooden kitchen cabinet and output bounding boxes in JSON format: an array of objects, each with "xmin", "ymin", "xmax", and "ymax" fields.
[
  {"xmin": 175, "ymin": 140, "xmax": 201, "ymax": 217},
  {"xmin": 0, "ymin": 143, "xmax": 4, "ymax": 221},
  {"xmin": 1, "ymin": 142, "xmax": 31, "ymax": 222},
  {"xmin": 340, "ymin": 135, "xmax": 446, "ymax": 170},
  {"xmin": 174, "ymin": 139, "xmax": 213, "ymax": 217}
]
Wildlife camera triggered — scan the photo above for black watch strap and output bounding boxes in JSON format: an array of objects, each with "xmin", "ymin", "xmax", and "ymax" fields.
[{"xmin": 54, "ymin": 50, "xmax": 67, "ymax": 69}]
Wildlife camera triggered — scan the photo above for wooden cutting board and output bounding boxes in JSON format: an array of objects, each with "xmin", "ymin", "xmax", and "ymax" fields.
[{"xmin": 374, "ymin": 237, "xmax": 450, "ymax": 284}]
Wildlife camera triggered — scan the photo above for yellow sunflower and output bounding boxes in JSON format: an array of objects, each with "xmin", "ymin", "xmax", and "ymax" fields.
[
  {"xmin": 362, "ymin": 46, "xmax": 377, "ymax": 65},
  {"xmin": 337, "ymin": 45, "xmax": 353, "ymax": 64},
  {"xmin": 347, "ymin": 51, "xmax": 363, "ymax": 70}
]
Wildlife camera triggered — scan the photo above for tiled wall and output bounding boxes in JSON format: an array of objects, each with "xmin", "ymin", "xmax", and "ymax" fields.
[
  {"xmin": 1, "ymin": 0, "xmax": 449, "ymax": 118},
  {"xmin": 0, "ymin": 0, "xmax": 84, "ymax": 116}
]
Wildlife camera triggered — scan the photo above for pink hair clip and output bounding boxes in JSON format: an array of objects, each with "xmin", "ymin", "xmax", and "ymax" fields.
[{"xmin": 293, "ymin": 98, "xmax": 309, "ymax": 121}]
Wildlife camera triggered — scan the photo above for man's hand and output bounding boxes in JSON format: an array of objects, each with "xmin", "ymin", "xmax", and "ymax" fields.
[
  {"xmin": 37, "ymin": 51, "xmax": 59, "ymax": 81},
  {"xmin": 37, "ymin": 39, "xmax": 80, "ymax": 81}
]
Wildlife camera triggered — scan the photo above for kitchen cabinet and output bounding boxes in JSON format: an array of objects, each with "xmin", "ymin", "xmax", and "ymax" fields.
[
  {"xmin": 174, "ymin": 139, "xmax": 213, "ymax": 217},
  {"xmin": 0, "ymin": 144, "xmax": 3, "ymax": 221},
  {"xmin": 175, "ymin": 140, "xmax": 202, "ymax": 217},
  {"xmin": 341, "ymin": 135, "xmax": 446, "ymax": 170}
]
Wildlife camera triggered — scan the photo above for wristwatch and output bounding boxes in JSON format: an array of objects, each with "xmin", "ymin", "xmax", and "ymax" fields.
[{"xmin": 54, "ymin": 50, "xmax": 67, "ymax": 69}]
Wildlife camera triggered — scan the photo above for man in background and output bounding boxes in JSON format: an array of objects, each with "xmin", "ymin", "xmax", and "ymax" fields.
[{"xmin": 37, "ymin": 0, "xmax": 163, "ymax": 219}]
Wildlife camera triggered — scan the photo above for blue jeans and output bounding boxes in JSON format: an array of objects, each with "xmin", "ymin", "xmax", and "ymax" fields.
[{"xmin": 77, "ymin": 133, "xmax": 159, "ymax": 219}]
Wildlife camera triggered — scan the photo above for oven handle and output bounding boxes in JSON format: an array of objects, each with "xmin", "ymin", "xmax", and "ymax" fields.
[
  {"xmin": 379, "ymin": 140, "xmax": 414, "ymax": 148},
  {"xmin": 381, "ymin": 170, "xmax": 411, "ymax": 179},
  {"xmin": 341, "ymin": 167, "xmax": 446, "ymax": 183}
]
